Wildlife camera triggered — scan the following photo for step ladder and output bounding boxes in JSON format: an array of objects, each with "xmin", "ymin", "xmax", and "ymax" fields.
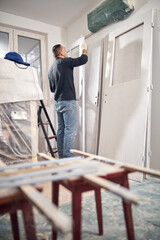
[{"xmin": 38, "ymin": 100, "xmax": 57, "ymax": 157}]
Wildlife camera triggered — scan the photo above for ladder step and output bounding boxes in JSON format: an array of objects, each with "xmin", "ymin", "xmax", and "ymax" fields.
[
  {"xmin": 49, "ymin": 148, "xmax": 58, "ymax": 154},
  {"xmin": 38, "ymin": 100, "xmax": 57, "ymax": 158},
  {"xmin": 53, "ymin": 150, "xmax": 58, "ymax": 154},
  {"xmin": 48, "ymin": 136, "xmax": 57, "ymax": 140},
  {"xmin": 38, "ymin": 122, "xmax": 50, "ymax": 126}
]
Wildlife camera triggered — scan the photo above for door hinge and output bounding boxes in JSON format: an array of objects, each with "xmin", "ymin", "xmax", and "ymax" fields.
[
  {"xmin": 148, "ymin": 150, "xmax": 152, "ymax": 157},
  {"xmin": 151, "ymin": 22, "xmax": 155, "ymax": 28},
  {"xmin": 142, "ymin": 155, "xmax": 145, "ymax": 163},
  {"xmin": 147, "ymin": 84, "xmax": 153, "ymax": 92},
  {"xmin": 95, "ymin": 91, "xmax": 100, "ymax": 106}
]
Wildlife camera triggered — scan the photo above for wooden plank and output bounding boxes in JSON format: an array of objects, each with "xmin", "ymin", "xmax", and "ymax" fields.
[
  {"xmin": 38, "ymin": 152, "xmax": 57, "ymax": 161},
  {"xmin": 83, "ymin": 174, "xmax": 138, "ymax": 205},
  {"xmin": 0, "ymin": 160, "xmax": 6, "ymax": 167},
  {"xmin": 0, "ymin": 160, "xmax": 22, "ymax": 204},
  {"xmin": 20, "ymin": 185, "xmax": 72, "ymax": 233},
  {"xmin": 0, "ymin": 188, "xmax": 22, "ymax": 205},
  {"xmin": 0, "ymin": 160, "xmax": 72, "ymax": 234},
  {"xmin": 38, "ymin": 153, "xmax": 94, "ymax": 165},
  {"xmin": 0, "ymin": 161, "xmax": 99, "ymax": 180},
  {"xmin": 30, "ymin": 101, "xmax": 38, "ymax": 162},
  {"xmin": 0, "ymin": 167, "xmax": 97, "ymax": 189},
  {"xmin": 71, "ymin": 149, "xmax": 160, "ymax": 178},
  {"xmin": 0, "ymin": 162, "xmax": 70, "ymax": 177},
  {"xmin": 0, "ymin": 156, "xmax": 82, "ymax": 172}
]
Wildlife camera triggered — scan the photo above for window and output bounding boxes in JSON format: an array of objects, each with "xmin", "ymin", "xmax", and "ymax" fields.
[
  {"xmin": 0, "ymin": 31, "xmax": 9, "ymax": 58},
  {"xmin": 18, "ymin": 36, "xmax": 41, "ymax": 87},
  {"xmin": 112, "ymin": 24, "xmax": 143, "ymax": 85}
]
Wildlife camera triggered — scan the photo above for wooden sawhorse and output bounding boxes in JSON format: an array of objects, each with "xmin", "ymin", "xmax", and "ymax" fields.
[
  {"xmin": 0, "ymin": 188, "xmax": 37, "ymax": 240},
  {"xmin": 52, "ymin": 169, "xmax": 134, "ymax": 240}
]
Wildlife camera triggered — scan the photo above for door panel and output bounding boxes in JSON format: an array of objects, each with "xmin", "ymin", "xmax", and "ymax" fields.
[
  {"xmin": 85, "ymin": 39, "xmax": 103, "ymax": 154},
  {"xmin": 67, "ymin": 37, "xmax": 85, "ymax": 151},
  {"xmin": 68, "ymin": 37, "xmax": 103, "ymax": 154},
  {"xmin": 70, "ymin": 46, "xmax": 81, "ymax": 150},
  {"xmin": 98, "ymin": 11, "xmax": 153, "ymax": 181}
]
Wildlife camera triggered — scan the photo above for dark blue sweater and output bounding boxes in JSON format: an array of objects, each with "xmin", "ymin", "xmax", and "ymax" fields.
[{"xmin": 48, "ymin": 54, "xmax": 88, "ymax": 101}]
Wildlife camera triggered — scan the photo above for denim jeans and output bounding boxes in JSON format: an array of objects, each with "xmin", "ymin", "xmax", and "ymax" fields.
[{"xmin": 55, "ymin": 100, "xmax": 77, "ymax": 158}]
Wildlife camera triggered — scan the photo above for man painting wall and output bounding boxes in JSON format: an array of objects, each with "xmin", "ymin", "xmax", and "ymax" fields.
[{"xmin": 48, "ymin": 43, "xmax": 88, "ymax": 158}]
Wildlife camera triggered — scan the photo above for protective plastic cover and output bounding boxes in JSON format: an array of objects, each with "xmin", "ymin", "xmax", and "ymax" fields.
[
  {"xmin": 0, "ymin": 101, "xmax": 38, "ymax": 165},
  {"xmin": 0, "ymin": 59, "xmax": 43, "ymax": 104},
  {"xmin": 87, "ymin": 0, "xmax": 134, "ymax": 33}
]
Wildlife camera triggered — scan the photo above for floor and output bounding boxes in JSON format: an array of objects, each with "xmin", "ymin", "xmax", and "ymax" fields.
[{"xmin": 0, "ymin": 177, "xmax": 160, "ymax": 240}]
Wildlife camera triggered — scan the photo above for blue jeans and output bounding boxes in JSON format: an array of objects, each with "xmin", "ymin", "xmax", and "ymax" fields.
[{"xmin": 55, "ymin": 100, "xmax": 77, "ymax": 158}]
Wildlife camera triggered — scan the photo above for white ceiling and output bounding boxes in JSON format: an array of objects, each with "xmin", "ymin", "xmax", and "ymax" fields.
[{"xmin": 0, "ymin": 0, "xmax": 101, "ymax": 28}]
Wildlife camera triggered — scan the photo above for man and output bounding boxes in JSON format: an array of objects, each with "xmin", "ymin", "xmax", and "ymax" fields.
[{"xmin": 48, "ymin": 43, "xmax": 88, "ymax": 158}]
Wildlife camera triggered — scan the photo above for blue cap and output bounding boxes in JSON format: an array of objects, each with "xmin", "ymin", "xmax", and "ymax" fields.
[{"xmin": 4, "ymin": 52, "xmax": 30, "ymax": 66}]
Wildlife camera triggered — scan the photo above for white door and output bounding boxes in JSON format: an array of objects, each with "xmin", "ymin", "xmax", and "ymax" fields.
[
  {"xmin": 67, "ymin": 37, "xmax": 103, "ymax": 154},
  {"xmin": 85, "ymin": 38, "xmax": 103, "ymax": 154},
  {"xmin": 67, "ymin": 37, "xmax": 86, "ymax": 151},
  {"xmin": 98, "ymin": 11, "xmax": 153, "ymax": 181}
]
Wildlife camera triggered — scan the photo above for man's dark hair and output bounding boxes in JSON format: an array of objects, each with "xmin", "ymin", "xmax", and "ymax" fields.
[{"xmin": 52, "ymin": 44, "xmax": 62, "ymax": 58}]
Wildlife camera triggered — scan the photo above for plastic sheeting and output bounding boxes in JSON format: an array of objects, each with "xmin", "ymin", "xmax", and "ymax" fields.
[
  {"xmin": 0, "ymin": 101, "xmax": 38, "ymax": 165},
  {"xmin": 87, "ymin": 0, "xmax": 134, "ymax": 33},
  {"xmin": 0, "ymin": 59, "xmax": 43, "ymax": 104}
]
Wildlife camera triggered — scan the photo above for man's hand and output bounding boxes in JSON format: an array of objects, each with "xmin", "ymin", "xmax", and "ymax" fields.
[
  {"xmin": 82, "ymin": 49, "xmax": 88, "ymax": 56},
  {"xmin": 81, "ymin": 41, "xmax": 87, "ymax": 50},
  {"xmin": 81, "ymin": 41, "xmax": 88, "ymax": 56}
]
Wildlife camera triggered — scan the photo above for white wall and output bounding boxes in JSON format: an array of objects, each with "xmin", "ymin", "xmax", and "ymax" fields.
[
  {"xmin": 0, "ymin": 11, "xmax": 67, "ymax": 67},
  {"xmin": 67, "ymin": 0, "xmax": 160, "ymax": 45}
]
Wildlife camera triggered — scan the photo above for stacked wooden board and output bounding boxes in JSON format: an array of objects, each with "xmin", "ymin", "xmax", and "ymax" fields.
[{"xmin": 0, "ymin": 150, "xmax": 160, "ymax": 237}]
